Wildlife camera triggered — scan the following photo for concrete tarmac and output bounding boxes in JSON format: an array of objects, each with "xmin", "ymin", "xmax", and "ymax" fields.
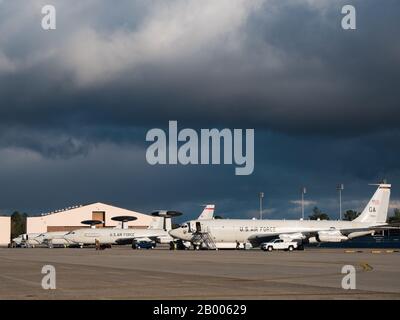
[{"xmin": 0, "ymin": 247, "xmax": 399, "ymax": 300}]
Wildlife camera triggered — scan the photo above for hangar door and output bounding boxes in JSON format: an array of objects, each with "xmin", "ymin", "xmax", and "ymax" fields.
[{"xmin": 92, "ymin": 211, "xmax": 105, "ymax": 227}]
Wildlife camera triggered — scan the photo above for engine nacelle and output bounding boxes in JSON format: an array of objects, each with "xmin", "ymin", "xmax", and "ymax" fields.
[
  {"xmin": 316, "ymin": 230, "xmax": 348, "ymax": 243},
  {"xmin": 279, "ymin": 233, "xmax": 305, "ymax": 241},
  {"xmin": 308, "ymin": 237, "xmax": 318, "ymax": 243}
]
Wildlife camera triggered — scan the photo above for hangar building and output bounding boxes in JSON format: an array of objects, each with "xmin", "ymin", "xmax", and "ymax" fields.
[
  {"xmin": 0, "ymin": 216, "xmax": 11, "ymax": 246},
  {"xmin": 27, "ymin": 202, "xmax": 155, "ymax": 234}
]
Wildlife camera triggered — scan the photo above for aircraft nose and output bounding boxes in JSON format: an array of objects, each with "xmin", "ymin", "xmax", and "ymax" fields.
[{"xmin": 169, "ymin": 228, "xmax": 182, "ymax": 239}]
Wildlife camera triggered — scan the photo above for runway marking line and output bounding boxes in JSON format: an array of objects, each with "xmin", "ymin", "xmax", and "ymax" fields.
[{"xmin": 360, "ymin": 262, "xmax": 373, "ymax": 272}]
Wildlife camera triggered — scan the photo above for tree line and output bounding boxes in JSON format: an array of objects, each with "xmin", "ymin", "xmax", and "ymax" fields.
[{"xmin": 10, "ymin": 211, "xmax": 29, "ymax": 239}]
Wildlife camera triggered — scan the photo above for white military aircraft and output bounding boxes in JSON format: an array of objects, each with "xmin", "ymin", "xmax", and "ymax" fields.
[
  {"xmin": 169, "ymin": 184, "xmax": 393, "ymax": 249},
  {"xmin": 12, "ymin": 205, "xmax": 215, "ymax": 248},
  {"xmin": 19, "ymin": 233, "xmax": 42, "ymax": 247},
  {"xmin": 63, "ymin": 212, "xmax": 180, "ymax": 246},
  {"xmin": 64, "ymin": 204, "xmax": 215, "ymax": 247},
  {"xmin": 13, "ymin": 232, "xmax": 70, "ymax": 248},
  {"xmin": 18, "ymin": 218, "xmax": 133, "ymax": 248}
]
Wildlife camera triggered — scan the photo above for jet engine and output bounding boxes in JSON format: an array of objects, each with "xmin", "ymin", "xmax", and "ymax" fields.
[
  {"xmin": 157, "ymin": 235, "xmax": 174, "ymax": 244},
  {"xmin": 313, "ymin": 230, "xmax": 348, "ymax": 243}
]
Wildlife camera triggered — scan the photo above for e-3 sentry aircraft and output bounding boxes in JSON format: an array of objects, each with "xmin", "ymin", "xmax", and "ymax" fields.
[
  {"xmin": 18, "ymin": 216, "xmax": 146, "ymax": 248},
  {"xmin": 63, "ymin": 204, "xmax": 215, "ymax": 246},
  {"xmin": 169, "ymin": 184, "xmax": 393, "ymax": 249},
  {"xmin": 15, "ymin": 231, "xmax": 78, "ymax": 248},
  {"xmin": 63, "ymin": 212, "xmax": 181, "ymax": 246}
]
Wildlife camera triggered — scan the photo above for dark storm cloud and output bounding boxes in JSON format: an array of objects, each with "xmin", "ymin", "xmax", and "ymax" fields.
[
  {"xmin": 1, "ymin": 0, "xmax": 399, "ymax": 139},
  {"xmin": 0, "ymin": 130, "xmax": 399, "ymax": 220},
  {"xmin": 0, "ymin": 0, "xmax": 399, "ymax": 218}
]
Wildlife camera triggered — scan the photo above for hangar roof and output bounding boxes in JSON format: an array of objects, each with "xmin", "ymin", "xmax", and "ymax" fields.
[{"xmin": 37, "ymin": 202, "xmax": 146, "ymax": 217}]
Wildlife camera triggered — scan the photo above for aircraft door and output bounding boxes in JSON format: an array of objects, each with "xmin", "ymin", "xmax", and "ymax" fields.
[{"xmin": 196, "ymin": 222, "xmax": 202, "ymax": 233}]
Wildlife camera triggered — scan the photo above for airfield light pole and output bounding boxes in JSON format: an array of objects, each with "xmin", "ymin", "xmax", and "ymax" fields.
[
  {"xmin": 301, "ymin": 187, "xmax": 306, "ymax": 220},
  {"xmin": 259, "ymin": 192, "xmax": 264, "ymax": 220},
  {"xmin": 337, "ymin": 184, "xmax": 344, "ymax": 220}
]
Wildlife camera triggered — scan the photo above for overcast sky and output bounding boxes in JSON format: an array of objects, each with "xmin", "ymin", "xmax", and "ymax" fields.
[{"xmin": 0, "ymin": 0, "xmax": 399, "ymax": 221}]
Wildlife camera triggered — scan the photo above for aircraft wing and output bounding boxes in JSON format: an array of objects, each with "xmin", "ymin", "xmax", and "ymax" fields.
[
  {"xmin": 373, "ymin": 223, "xmax": 400, "ymax": 229},
  {"xmin": 133, "ymin": 236, "xmax": 157, "ymax": 242},
  {"xmin": 247, "ymin": 232, "xmax": 316, "ymax": 246},
  {"xmin": 115, "ymin": 236, "xmax": 159, "ymax": 244},
  {"xmin": 248, "ymin": 224, "xmax": 400, "ymax": 246},
  {"xmin": 247, "ymin": 233, "xmax": 283, "ymax": 245},
  {"xmin": 115, "ymin": 238, "xmax": 136, "ymax": 245},
  {"xmin": 339, "ymin": 224, "xmax": 400, "ymax": 235}
]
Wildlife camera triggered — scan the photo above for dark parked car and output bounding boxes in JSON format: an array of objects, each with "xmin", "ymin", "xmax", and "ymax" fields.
[{"xmin": 132, "ymin": 241, "xmax": 156, "ymax": 250}]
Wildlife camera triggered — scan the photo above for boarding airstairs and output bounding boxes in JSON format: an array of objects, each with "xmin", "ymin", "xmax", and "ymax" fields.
[{"xmin": 191, "ymin": 232, "xmax": 217, "ymax": 250}]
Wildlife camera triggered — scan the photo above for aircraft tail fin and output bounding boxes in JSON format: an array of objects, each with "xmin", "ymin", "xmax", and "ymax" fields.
[
  {"xmin": 354, "ymin": 183, "xmax": 391, "ymax": 224},
  {"xmin": 198, "ymin": 204, "xmax": 215, "ymax": 220}
]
